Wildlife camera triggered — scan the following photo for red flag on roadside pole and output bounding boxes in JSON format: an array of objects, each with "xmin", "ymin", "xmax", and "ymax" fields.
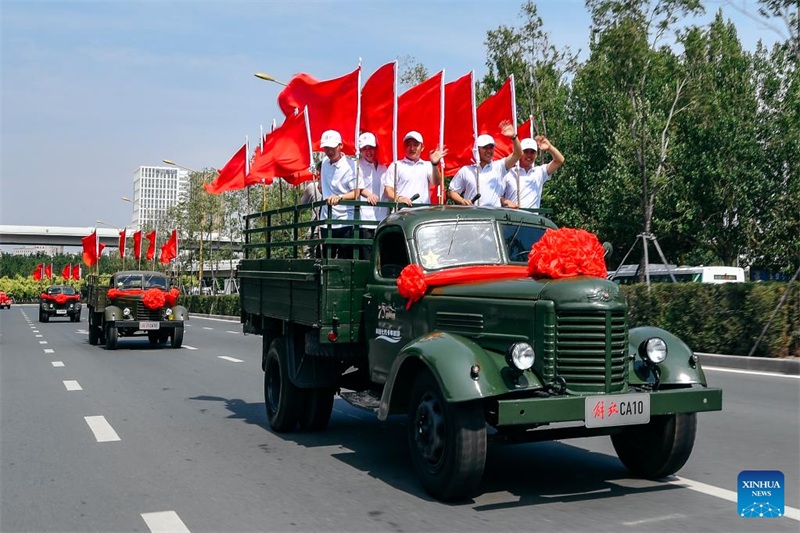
[
  {"xmin": 82, "ymin": 231, "xmax": 99, "ymax": 267},
  {"xmin": 360, "ymin": 61, "xmax": 397, "ymax": 167},
  {"xmin": 45, "ymin": 263, "xmax": 52, "ymax": 280},
  {"xmin": 476, "ymin": 75, "xmax": 517, "ymax": 159},
  {"xmin": 159, "ymin": 229, "xmax": 178, "ymax": 264},
  {"xmin": 32, "ymin": 264, "xmax": 44, "ymax": 281},
  {"xmin": 204, "ymin": 142, "xmax": 249, "ymax": 194},
  {"xmin": 72, "ymin": 264, "xmax": 81, "ymax": 281},
  {"xmin": 443, "ymin": 71, "xmax": 477, "ymax": 176},
  {"xmin": 133, "ymin": 230, "xmax": 142, "ymax": 261},
  {"xmin": 62, "ymin": 264, "xmax": 71, "ymax": 281},
  {"xmin": 278, "ymin": 67, "xmax": 360, "ymax": 154},
  {"xmin": 145, "ymin": 230, "xmax": 157, "ymax": 261},
  {"xmin": 118, "ymin": 229, "xmax": 126, "ymax": 258}
]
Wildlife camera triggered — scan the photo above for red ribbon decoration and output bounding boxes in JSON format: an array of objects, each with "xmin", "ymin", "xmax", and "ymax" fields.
[
  {"xmin": 107, "ymin": 287, "xmax": 180, "ymax": 310},
  {"xmin": 40, "ymin": 293, "xmax": 80, "ymax": 305}
]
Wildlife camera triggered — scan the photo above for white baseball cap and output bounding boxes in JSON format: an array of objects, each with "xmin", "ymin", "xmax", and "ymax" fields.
[
  {"xmin": 403, "ymin": 131, "xmax": 423, "ymax": 143},
  {"xmin": 476, "ymin": 134, "xmax": 496, "ymax": 147},
  {"xmin": 521, "ymin": 138, "xmax": 538, "ymax": 151},
  {"xmin": 358, "ymin": 132, "xmax": 377, "ymax": 148},
  {"xmin": 320, "ymin": 130, "xmax": 342, "ymax": 148}
]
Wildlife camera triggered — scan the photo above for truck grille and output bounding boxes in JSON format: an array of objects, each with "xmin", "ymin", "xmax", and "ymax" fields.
[
  {"xmin": 435, "ymin": 312, "xmax": 484, "ymax": 334},
  {"xmin": 555, "ymin": 310, "xmax": 627, "ymax": 392},
  {"xmin": 136, "ymin": 301, "xmax": 163, "ymax": 321}
]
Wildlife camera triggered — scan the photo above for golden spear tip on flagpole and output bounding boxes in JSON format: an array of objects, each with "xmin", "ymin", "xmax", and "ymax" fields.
[{"xmin": 254, "ymin": 72, "xmax": 287, "ymax": 86}]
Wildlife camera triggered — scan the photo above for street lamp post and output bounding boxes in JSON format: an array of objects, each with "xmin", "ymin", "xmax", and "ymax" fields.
[{"xmin": 163, "ymin": 159, "xmax": 207, "ymax": 290}]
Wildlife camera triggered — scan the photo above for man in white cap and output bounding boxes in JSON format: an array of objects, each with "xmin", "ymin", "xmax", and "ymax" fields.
[
  {"xmin": 354, "ymin": 132, "xmax": 387, "ymax": 259},
  {"xmin": 319, "ymin": 129, "xmax": 358, "ymax": 258},
  {"xmin": 502, "ymin": 135, "xmax": 565, "ymax": 209},
  {"xmin": 448, "ymin": 120, "xmax": 522, "ymax": 207},
  {"xmin": 383, "ymin": 130, "xmax": 447, "ymax": 206}
]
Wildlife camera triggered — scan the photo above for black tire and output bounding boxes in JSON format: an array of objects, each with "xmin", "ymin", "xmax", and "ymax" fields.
[
  {"xmin": 300, "ymin": 388, "xmax": 336, "ymax": 430},
  {"xmin": 611, "ymin": 413, "xmax": 697, "ymax": 479},
  {"xmin": 148, "ymin": 331, "xmax": 160, "ymax": 345},
  {"xmin": 264, "ymin": 337, "xmax": 303, "ymax": 432},
  {"xmin": 88, "ymin": 324, "xmax": 99, "ymax": 345},
  {"xmin": 171, "ymin": 327, "xmax": 184, "ymax": 349},
  {"xmin": 40, "ymin": 311, "xmax": 49, "ymax": 323},
  {"xmin": 71, "ymin": 313, "xmax": 80, "ymax": 323},
  {"xmin": 407, "ymin": 371, "xmax": 487, "ymax": 502},
  {"xmin": 105, "ymin": 324, "xmax": 118, "ymax": 350}
]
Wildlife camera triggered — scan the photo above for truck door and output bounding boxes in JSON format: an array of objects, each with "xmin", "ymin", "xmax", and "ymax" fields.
[{"xmin": 364, "ymin": 227, "xmax": 412, "ymax": 384}]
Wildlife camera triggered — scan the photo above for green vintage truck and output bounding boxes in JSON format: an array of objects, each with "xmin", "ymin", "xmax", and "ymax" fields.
[
  {"xmin": 238, "ymin": 202, "xmax": 722, "ymax": 501},
  {"xmin": 85, "ymin": 270, "xmax": 188, "ymax": 350}
]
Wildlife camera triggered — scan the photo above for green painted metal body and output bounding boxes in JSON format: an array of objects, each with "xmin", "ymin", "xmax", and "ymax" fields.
[{"xmin": 239, "ymin": 204, "xmax": 722, "ymax": 429}]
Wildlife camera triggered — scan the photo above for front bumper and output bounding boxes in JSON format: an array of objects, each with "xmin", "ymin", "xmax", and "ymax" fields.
[
  {"xmin": 496, "ymin": 387, "xmax": 722, "ymax": 426},
  {"xmin": 111, "ymin": 320, "xmax": 184, "ymax": 329}
]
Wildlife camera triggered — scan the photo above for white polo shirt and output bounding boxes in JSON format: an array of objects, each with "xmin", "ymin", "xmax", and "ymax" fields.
[
  {"xmin": 383, "ymin": 157, "xmax": 434, "ymax": 204},
  {"xmin": 449, "ymin": 159, "xmax": 508, "ymax": 207},
  {"xmin": 320, "ymin": 155, "xmax": 356, "ymax": 227},
  {"xmin": 503, "ymin": 164, "xmax": 551, "ymax": 209},
  {"xmin": 357, "ymin": 159, "xmax": 388, "ymax": 222}
]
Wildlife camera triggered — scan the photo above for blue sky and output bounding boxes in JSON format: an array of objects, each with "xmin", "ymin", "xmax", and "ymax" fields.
[{"xmin": 1, "ymin": 0, "xmax": 781, "ymax": 231}]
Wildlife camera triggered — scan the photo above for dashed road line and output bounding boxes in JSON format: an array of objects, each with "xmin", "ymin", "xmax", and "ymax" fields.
[
  {"xmin": 141, "ymin": 511, "xmax": 190, "ymax": 532},
  {"xmin": 63, "ymin": 380, "xmax": 82, "ymax": 391},
  {"xmin": 218, "ymin": 356, "xmax": 244, "ymax": 363},
  {"xmin": 35, "ymin": 334, "xmax": 43, "ymax": 338},
  {"xmin": 84, "ymin": 416, "xmax": 121, "ymax": 442},
  {"xmin": 39, "ymin": 340, "xmax": 48, "ymax": 344},
  {"xmin": 44, "ymin": 348, "xmax": 54, "ymax": 354},
  {"xmin": 52, "ymin": 361, "xmax": 65, "ymax": 367},
  {"xmin": 182, "ymin": 345, "xmax": 198, "ymax": 350},
  {"xmin": 202, "ymin": 327, "xmax": 213, "ymax": 330},
  {"xmin": 225, "ymin": 330, "xmax": 239, "ymax": 335}
]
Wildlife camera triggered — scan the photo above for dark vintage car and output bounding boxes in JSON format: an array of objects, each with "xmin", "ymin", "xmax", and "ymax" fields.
[
  {"xmin": 0, "ymin": 291, "xmax": 12, "ymax": 309},
  {"xmin": 39, "ymin": 285, "xmax": 81, "ymax": 322}
]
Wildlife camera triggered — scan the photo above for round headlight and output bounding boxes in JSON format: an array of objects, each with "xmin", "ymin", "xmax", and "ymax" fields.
[
  {"xmin": 640, "ymin": 337, "xmax": 668, "ymax": 364},
  {"xmin": 506, "ymin": 342, "xmax": 535, "ymax": 371},
  {"xmin": 123, "ymin": 307, "xmax": 131, "ymax": 317},
  {"xmin": 165, "ymin": 308, "xmax": 173, "ymax": 317}
]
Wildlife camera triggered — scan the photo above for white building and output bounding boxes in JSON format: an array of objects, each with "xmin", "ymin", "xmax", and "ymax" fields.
[
  {"xmin": 130, "ymin": 166, "xmax": 189, "ymax": 230},
  {"xmin": 10, "ymin": 245, "xmax": 64, "ymax": 256}
]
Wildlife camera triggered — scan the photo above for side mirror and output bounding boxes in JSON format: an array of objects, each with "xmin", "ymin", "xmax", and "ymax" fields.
[{"xmin": 603, "ymin": 242, "xmax": 613, "ymax": 258}]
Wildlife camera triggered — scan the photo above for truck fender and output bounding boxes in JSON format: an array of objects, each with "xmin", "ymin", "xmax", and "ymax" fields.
[
  {"xmin": 627, "ymin": 326, "xmax": 707, "ymax": 386},
  {"xmin": 170, "ymin": 305, "xmax": 189, "ymax": 321},
  {"xmin": 378, "ymin": 331, "xmax": 541, "ymax": 420},
  {"xmin": 103, "ymin": 305, "xmax": 123, "ymax": 322}
]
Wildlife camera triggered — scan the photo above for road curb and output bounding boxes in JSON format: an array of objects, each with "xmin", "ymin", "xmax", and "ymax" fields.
[{"xmin": 697, "ymin": 352, "xmax": 800, "ymax": 375}]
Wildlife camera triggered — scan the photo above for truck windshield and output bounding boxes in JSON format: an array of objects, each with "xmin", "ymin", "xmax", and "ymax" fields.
[
  {"xmin": 500, "ymin": 223, "xmax": 548, "ymax": 263},
  {"xmin": 415, "ymin": 220, "xmax": 502, "ymax": 270},
  {"xmin": 115, "ymin": 274, "xmax": 168, "ymax": 290},
  {"xmin": 47, "ymin": 286, "xmax": 76, "ymax": 295}
]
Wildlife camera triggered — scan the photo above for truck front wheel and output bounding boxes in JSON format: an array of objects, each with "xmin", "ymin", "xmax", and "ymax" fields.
[
  {"xmin": 407, "ymin": 371, "xmax": 487, "ymax": 502},
  {"xmin": 611, "ymin": 413, "xmax": 697, "ymax": 479},
  {"xmin": 89, "ymin": 325, "xmax": 99, "ymax": 345},
  {"xmin": 105, "ymin": 324, "xmax": 118, "ymax": 350},
  {"xmin": 264, "ymin": 337, "xmax": 303, "ymax": 432},
  {"xmin": 171, "ymin": 327, "xmax": 184, "ymax": 349}
]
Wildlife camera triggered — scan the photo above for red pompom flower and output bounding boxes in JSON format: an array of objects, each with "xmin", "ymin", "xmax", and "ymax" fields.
[
  {"xmin": 527, "ymin": 228, "xmax": 607, "ymax": 279},
  {"xmin": 142, "ymin": 288, "xmax": 166, "ymax": 310},
  {"xmin": 397, "ymin": 264, "xmax": 427, "ymax": 310}
]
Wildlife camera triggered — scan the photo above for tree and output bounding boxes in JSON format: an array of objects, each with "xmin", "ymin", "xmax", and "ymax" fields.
[{"xmin": 397, "ymin": 55, "xmax": 429, "ymax": 91}]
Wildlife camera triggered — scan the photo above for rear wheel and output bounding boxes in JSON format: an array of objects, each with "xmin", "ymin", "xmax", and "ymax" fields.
[
  {"xmin": 264, "ymin": 337, "xmax": 303, "ymax": 432},
  {"xmin": 88, "ymin": 324, "xmax": 99, "ymax": 345},
  {"xmin": 105, "ymin": 324, "xmax": 118, "ymax": 350},
  {"xmin": 300, "ymin": 388, "xmax": 336, "ymax": 430},
  {"xmin": 611, "ymin": 413, "xmax": 697, "ymax": 479},
  {"xmin": 408, "ymin": 371, "xmax": 487, "ymax": 502}
]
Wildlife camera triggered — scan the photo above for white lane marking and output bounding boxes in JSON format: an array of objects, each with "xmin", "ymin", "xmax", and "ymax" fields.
[
  {"xmin": 39, "ymin": 341, "xmax": 48, "ymax": 344},
  {"xmin": 44, "ymin": 349, "xmax": 54, "ymax": 354},
  {"xmin": 703, "ymin": 365, "xmax": 800, "ymax": 379},
  {"xmin": 225, "ymin": 330, "xmax": 239, "ymax": 335},
  {"xmin": 141, "ymin": 511, "xmax": 190, "ymax": 533},
  {"xmin": 202, "ymin": 327, "xmax": 213, "ymax": 330},
  {"xmin": 32, "ymin": 330, "xmax": 39, "ymax": 333},
  {"xmin": 77, "ymin": 329, "xmax": 88, "ymax": 335},
  {"xmin": 218, "ymin": 356, "xmax": 243, "ymax": 363},
  {"xmin": 52, "ymin": 361, "xmax": 65, "ymax": 367},
  {"xmin": 84, "ymin": 416, "xmax": 121, "ymax": 442},
  {"xmin": 63, "ymin": 380, "xmax": 82, "ymax": 391},
  {"xmin": 182, "ymin": 345, "xmax": 198, "ymax": 350},
  {"xmin": 623, "ymin": 513, "xmax": 687, "ymax": 526},
  {"xmin": 35, "ymin": 334, "xmax": 43, "ymax": 338},
  {"xmin": 668, "ymin": 476, "xmax": 800, "ymax": 521},
  {"xmin": 191, "ymin": 315, "xmax": 238, "ymax": 323}
]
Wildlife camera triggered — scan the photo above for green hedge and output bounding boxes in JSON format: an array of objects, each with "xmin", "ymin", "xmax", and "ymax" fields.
[
  {"xmin": 180, "ymin": 283, "xmax": 799, "ymax": 358},
  {"xmin": 622, "ymin": 282, "xmax": 799, "ymax": 358}
]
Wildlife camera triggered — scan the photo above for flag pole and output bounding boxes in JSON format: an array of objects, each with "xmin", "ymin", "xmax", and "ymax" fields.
[
  {"xmin": 392, "ymin": 60, "xmax": 398, "ymax": 212},
  {"xmin": 438, "ymin": 69, "xmax": 445, "ymax": 205}
]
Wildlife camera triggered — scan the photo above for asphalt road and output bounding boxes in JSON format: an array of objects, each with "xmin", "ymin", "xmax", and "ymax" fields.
[{"xmin": 1, "ymin": 306, "xmax": 798, "ymax": 532}]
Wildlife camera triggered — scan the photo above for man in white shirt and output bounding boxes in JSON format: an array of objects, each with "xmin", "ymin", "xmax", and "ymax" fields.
[
  {"xmin": 383, "ymin": 131, "xmax": 447, "ymax": 206},
  {"xmin": 448, "ymin": 120, "xmax": 522, "ymax": 207},
  {"xmin": 502, "ymin": 136, "xmax": 565, "ymax": 209},
  {"xmin": 319, "ymin": 129, "xmax": 358, "ymax": 258},
  {"xmin": 354, "ymin": 132, "xmax": 387, "ymax": 259}
]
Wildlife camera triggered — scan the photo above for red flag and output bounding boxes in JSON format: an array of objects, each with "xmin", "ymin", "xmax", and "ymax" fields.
[
  {"xmin": 82, "ymin": 231, "xmax": 99, "ymax": 267},
  {"xmin": 249, "ymin": 109, "xmax": 311, "ymax": 185},
  {"xmin": 360, "ymin": 62, "xmax": 396, "ymax": 166},
  {"xmin": 99, "ymin": 243, "xmax": 106, "ymax": 256},
  {"xmin": 32, "ymin": 264, "xmax": 43, "ymax": 281},
  {"xmin": 133, "ymin": 230, "xmax": 142, "ymax": 261},
  {"xmin": 119, "ymin": 229, "xmax": 126, "ymax": 258},
  {"xmin": 476, "ymin": 76, "xmax": 516, "ymax": 158},
  {"xmin": 397, "ymin": 71, "xmax": 444, "ymax": 160},
  {"xmin": 518, "ymin": 116, "xmax": 535, "ymax": 140},
  {"xmin": 45, "ymin": 264, "xmax": 52, "ymax": 279},
  {"xmin": 72, "ymin": 264, "xmax": 81, "ymax": 281},
  {"xmin": 204, "ymin": 143, "xmax": 248, "ymax": 194},
  {"xmin": 62, "ymin": 264, "xmax": 71, "ymax": 280},
  {"xmin": 278, "ymin": 67, "xmax": 360, "ymax": 154},
  {"xmin": 145, "ymin": 230, "xmax": 157, "ymax": 261},
  {"xmin": 443, "ymin": 71, "xmax": 477, "ymax": 176},
  {"xmin": 159, "ymin": 230, "xmax": 178, "ymax": 264}
]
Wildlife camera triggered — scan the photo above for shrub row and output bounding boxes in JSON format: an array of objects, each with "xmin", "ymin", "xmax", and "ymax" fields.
[{"xmin": 179, "ymin": 283, "xmax": 799, "ymax": 358}]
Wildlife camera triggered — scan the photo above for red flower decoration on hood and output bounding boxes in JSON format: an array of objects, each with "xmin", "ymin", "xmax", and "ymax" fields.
[
  {"xmin": 397, "ymin": 265, "xmax": 427, "ymax": 310},
  {"xmin": 527, "ymin": 228, "xmax": 607, "ymax": 279},
  {"xmin": 142, "ymin": 288, "xmax": 166, "ymax": 310}
]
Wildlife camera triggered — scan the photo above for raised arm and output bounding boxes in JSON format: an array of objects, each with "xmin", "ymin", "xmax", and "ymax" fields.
[
  {"xmin": 501, "ymin": 120, "xmax": 523, "ymax": 170},
  {"xmin": 536, "ymin": 135, "xmax": 565, "ymax": 175}
]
